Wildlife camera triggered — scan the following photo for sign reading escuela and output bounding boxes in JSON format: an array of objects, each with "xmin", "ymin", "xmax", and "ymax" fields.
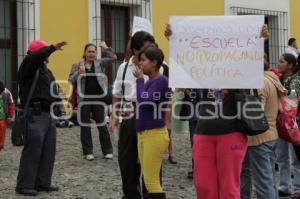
[{"xmin": 169, "ymin": 16, "xmax": 265, "ymax": 89}]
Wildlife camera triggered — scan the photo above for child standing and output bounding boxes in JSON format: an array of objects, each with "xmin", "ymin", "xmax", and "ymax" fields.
[
  {"xmin": 133, "ymin": 47, "xmax": 170, "ymax": 199},
  {"xmin": 0, "ymin": 81, "xmax": 15, "ymax": 151}
]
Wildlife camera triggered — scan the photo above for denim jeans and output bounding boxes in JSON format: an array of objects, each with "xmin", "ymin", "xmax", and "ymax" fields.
[
  {"xmin": 241, "ymin": 140, "xmax": 278, "ymax": 199},
  {"xmin": 276, "ymin": 139, "xmax": 300, "ymax": 193}
]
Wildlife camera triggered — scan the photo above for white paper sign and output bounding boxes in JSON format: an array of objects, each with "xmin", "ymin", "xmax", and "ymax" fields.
[
  {"xmin": 132, "ymin": 16, "xmax": 153, "ymax": 35},
  {"xmin": 169, "ymin": 16, "xmax": 265, "ymax": 89}
]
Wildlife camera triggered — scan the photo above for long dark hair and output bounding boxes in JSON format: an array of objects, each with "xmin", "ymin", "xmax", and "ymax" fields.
[
  {"xmin": 131, "ymin": 31, "xmax": 155, "ymax": 52},
  {"xmin": 282, "ymin": 53, "xmax": 298, "ymax": 74},
  {"xmin": 82, "ymin": 43, "xmax": 97, "ymax": 59},
  {"xmin": 162, "ymin": 63, "xmax": 169, "ymax": 77}
]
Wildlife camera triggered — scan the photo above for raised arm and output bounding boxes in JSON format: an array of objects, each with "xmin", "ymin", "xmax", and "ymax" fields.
[
  {"xmin": 19, "ymin": 41, "xmax": 67, "ymax": 81},
  {"xmin": 99, "ymin": 41, "xmax": 117, "ymax": 66},
  {"xmin": 27, "ymin": 41, "xmax": 67, "ymax": 66}
]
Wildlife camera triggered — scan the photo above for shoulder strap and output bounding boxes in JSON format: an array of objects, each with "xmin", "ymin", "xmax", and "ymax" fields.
[
  {"xmin": 24, "ymin": 69, "xmax": 40, "ymax": 114},
  {"xmin": 121, "ymin": 61, "xmax": 129, "ymax": 97}
]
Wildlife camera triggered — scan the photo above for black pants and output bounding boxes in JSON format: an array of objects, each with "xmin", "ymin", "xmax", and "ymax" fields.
[
  {"xmin": 17, "ymin": 112, "xmax": 56, "ymax": 189},
  {"xmin": 79, "ymin": 103, "xmax": 113, "ymax": 155},
  {"xmin": 118, "ymin": 117, "xmax": 142, "ymax": 199}
]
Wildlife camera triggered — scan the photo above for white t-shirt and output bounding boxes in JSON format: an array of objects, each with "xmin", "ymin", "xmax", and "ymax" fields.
[
  {"xmin": 113, "ymin": 57, "xmax": 149, "ymax": 102},
  {"xmin": 285, "ymin": 46, "xmax": 299, "ymax": 58}
]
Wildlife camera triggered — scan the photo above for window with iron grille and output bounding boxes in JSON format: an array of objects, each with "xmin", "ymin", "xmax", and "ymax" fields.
[
  {"xmin": 0, "ymin": 0, "xmax": 38, "ymax": 100},
  {"xmin": 231, "ymin": 7, "xmax": 288, "ymax": 67},
  {"xmin": 89, "ymin": 0, "xmax": 151, "ymax": 84}
]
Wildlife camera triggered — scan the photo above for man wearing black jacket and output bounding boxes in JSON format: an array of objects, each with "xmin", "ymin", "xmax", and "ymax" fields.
[{"xmin": 16, "ymin": 40, "xmax": 67, "ymax": 196}]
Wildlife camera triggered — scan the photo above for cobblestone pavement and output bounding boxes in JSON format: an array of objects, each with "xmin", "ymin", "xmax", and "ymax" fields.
[{"xmin": 0, "ymin": 126, "xmax": 196, "ymax": 199}]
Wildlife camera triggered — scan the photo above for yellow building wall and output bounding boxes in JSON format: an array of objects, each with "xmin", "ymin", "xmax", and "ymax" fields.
[
  {"xmin": 152, "ymin": 0, "xmax": 224, "ymax": 60},
  {"xmin": 290, "ymin": 0, "xmax": 300, "ymax": 43},
  {"xmin": 40, "ymin": 0, "xmax": 89, "ymax": 92}
]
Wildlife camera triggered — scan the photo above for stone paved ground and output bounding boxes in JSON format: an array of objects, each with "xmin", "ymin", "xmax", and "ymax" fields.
[
  {"xmin": 0, "ymin": 126, "xmax": 196, "ymax": 199},
  {"xmin": 0, "ymin": 126, "xmax": 290, "ymax": 199}
]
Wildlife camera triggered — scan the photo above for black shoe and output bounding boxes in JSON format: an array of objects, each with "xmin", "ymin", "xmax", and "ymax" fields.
[
  {"xmin": 168, "ymin": 156, "xmax": 177, "ymax": 164},
  {"xmin": 36, "ymin": 185, "xmax": 59, "ymax": 192},
  {"xmin": 145, "ymin": 192, "xmax": 166, "ymax": 199},
  {"xmin": 16, "ymin": 188, "xmax": 38, "ymax": 196},
  {"xmin": 278, "ymin": 190, "xmax": 291, "ymax": 197},
  {"xmin": 122, "ymin": 195, "xmax": 142, "ymax": 199},
  {"xmin": 187, "ymin": 171, "xmax": 193, "ymax": 179}
]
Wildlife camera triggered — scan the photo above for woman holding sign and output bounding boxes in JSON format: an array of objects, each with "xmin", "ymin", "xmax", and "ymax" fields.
[{"xmin": 165, "ymin": 24, "xmax": 269, "ymax": 199}]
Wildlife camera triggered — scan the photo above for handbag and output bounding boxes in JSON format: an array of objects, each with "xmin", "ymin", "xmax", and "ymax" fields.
[
  {"xmin": 235, "ymin": 89, "xmax": 269, "ymax": 136},
  {"xmin": 277, "ymin": 97, "xmax": 300, "ymax": 145},
  {"xmin": 11, "ymin": 69, "xmax": 40, "ymax": 146}
]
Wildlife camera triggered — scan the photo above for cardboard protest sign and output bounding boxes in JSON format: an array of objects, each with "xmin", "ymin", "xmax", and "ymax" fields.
[{"xmin": 169, "ymin": 15, "xmax": 265, "ymax": 89}]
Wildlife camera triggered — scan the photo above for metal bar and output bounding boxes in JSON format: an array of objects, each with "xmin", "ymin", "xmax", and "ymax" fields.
[
  {"xmin": 3, "ymin": 0, "xmax": 7, "ymax": 85},
  {"xmin": 21, "ymin": 0, "xmax": 25, "ymax": 56},
  {"xmin": 33, "ymin": 0, "xmax": 35, "ymax": 40},
  {"xmin": 96, "ymin": 0, "xmax": 98, "ymax": 45},
  {"xmin": 27, "ymin": 0, "xmax": 29, "ymax": 48}
]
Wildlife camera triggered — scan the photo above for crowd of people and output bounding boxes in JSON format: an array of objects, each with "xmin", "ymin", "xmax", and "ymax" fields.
[{"xmin": 0, "ymin": 24, "xmax": 300, "ymax": 199}]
